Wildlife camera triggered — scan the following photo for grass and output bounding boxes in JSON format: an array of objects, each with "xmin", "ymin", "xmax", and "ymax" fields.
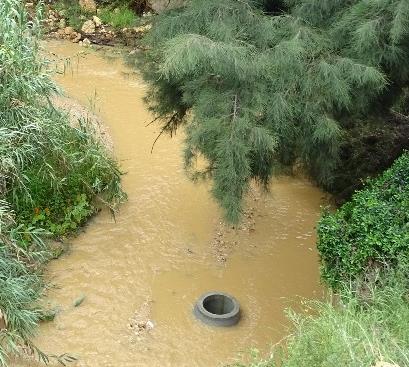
[
  {"xmin": 99, "ymin": 6, "xmax": 138, "ymax": 29},
  {"xmin": 53, "ymin": 0, "xmax": 138, "ymax": 30},
  {"xmin": 1, "ymin": 1, "xmax": 125, "ymax": 236},
  {"xmin": 0, "ymin": 201, "xmax": 53, "ymax": 365},
  {"xmin": 0, "ymin": 0, "xmax": 124, "ymax": 365},
  {"xmin": 234, "ymin": 262, "xmax": 409, "ymax": 367}
]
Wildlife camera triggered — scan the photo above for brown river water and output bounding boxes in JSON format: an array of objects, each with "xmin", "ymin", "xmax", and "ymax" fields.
[{"xmin": 18, "ymin": 40, "xmax": 326, "ymax": 367}]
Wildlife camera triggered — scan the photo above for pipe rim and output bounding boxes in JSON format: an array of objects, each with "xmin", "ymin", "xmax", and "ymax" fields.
[{"xmin": 196, "ymin": 291, "xmax": 240, "ymax": 320}]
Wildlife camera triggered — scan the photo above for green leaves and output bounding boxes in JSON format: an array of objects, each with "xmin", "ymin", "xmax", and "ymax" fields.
[
  {"xmin": 160, "ymin": 34, "xmax": 255, "ymax": 81},
  {"xmin": 317, "ymin": 152, "xmax": 409, "ymax": 289},
  {"xmin": 213, "ymin": 137, "xmax": 251, "ymax": 223},
  {"xmin": 312, "ymin": 117, "xmax": 341, "ymax": 146},
  {"xmin": 240, "ymin": 263, "xmax": 409, "ymax": 367},
  {"xmin": 390, "ymin": 0, "xmax": 409, "ymax": 44}
]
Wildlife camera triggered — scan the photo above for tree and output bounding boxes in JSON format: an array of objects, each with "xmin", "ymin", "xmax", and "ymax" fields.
[{"xmin": 136, "ymin": 0, "xmax": 409, "ymax": 222}]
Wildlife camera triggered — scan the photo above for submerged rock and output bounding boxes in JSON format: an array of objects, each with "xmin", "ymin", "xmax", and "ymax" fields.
[
  {"xmin": 72, "ymin": 33, "xmax": 82, "ymax": 43},
  {"xmin": 145, "ymin": 320, "xmax": 154, "ymax": 330},
  {"xmin": 80, "ymin": 38, "xmax": 92, "ymax": 47}
]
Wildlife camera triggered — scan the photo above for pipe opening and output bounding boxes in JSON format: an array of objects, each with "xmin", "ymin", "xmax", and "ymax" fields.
[
  {"xmin": 203, "ymin": 294, "xmax": 234, "ymax": 315},
  {"xmin": 194, "ymin": 292, "xmax": 240, "ymax": 326}
]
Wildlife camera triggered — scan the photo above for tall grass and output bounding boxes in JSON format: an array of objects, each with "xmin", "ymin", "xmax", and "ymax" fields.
[
  {"xmin": 0, "ymin": 0, "xmax": 124, "ymax": 364},
  {"xmin": 0, "ymin": 200, "xmax": 49, "ymax": 365},
  {"xmin": 234, "ymin": 263, "xmax": 409, "ymax": 367},
  {"xmin": 1, "ymin": 0, "xmax": 124, "ymax": 236},
  {"xmin": 99, "ymin": 6, "xmax": 138, "ymax": 29}
]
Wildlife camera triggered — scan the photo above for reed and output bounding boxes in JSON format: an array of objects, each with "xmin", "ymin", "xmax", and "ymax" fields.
[{"xmin": 0, "ymin": 0, "xmax": 124, "ymax": 364}]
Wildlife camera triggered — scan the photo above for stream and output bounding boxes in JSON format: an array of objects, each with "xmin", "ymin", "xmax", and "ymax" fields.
[{"xmin": 23, "ymin": 40, "xmax": 326, "ymax": 367}]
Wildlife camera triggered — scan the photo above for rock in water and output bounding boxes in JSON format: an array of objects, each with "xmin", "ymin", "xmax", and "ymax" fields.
[
  {"xmin": 79, "ymin": 0, "xmax": 96, "ymax": 13},
  {"xmin": 72, "ymin": 33, "xmax": 82, "ymax": 43},
  {"xmin": 81, "ymin": 20, "xmax": 95, "ymax": 34},
  {"xmin": 57, "ymin": 29, "xmax": 65, "ymax": 38},
  {"xmin": 146, "ymin": 320, "xmax": 154, "ymax": 330}
]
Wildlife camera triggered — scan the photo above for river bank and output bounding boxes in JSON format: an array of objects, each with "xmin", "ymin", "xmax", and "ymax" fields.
[
  {"xmin": 0, "ymin": 3, "xmax": 124, "ymax": 365},
  {"xmin": 28, "ymin": 0, "xmax": 152, "ymax": 49}
]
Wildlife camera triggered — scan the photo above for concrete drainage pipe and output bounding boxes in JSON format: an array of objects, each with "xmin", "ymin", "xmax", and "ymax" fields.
[{"xmin": 194, "ymin": 292, "xmax": 240, "ymax": 327}]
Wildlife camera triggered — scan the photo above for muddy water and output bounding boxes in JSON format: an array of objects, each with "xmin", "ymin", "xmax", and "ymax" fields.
[{"xmin": 27, "ymin": 41, "xmax": 325, "ymax": 367}]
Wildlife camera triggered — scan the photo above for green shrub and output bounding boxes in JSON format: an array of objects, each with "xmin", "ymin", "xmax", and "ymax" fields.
[
  {"xmin": 99, "ymin": 6, "xmax": 137, "ymax": 29},
  {"xmin": 0, "ymin": 201, "xmax": 49, "ymax": 365},
  {"xmin": 317, "ymin": 152, "xmax": 409, "ymax": 289},
  {"xmin": 8, "ymin": 113, "xmax": 125, "ymax": 237}
]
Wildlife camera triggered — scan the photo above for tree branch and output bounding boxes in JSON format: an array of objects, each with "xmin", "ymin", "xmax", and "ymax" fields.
[
  {"xmin": 230, "ymin": 94, "xmax": 239, "ymax": 139},
  {"xmin": 150, "ymin": 112, "xmax": 179, "ymax": 153}
]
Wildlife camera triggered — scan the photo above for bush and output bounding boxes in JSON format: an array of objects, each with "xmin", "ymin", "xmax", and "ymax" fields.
[
  {"xmin": 8, "ymin": 113, "xmax": 125, "ymax": 237},
  {"xmin": 234, "ymin": 155, "xmax": 409, "ymax": 366},
  {"xmin": 317, "ymin": 152, "xmax": 409, "ymax": 289},
  {"xmin": 0, "ymin": 201, "xmax": 51, "ymax": 365}
]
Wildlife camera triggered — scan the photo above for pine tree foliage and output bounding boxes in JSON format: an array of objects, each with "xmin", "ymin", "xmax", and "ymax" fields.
[{"xmin": 137, "ymin": 0, "xmax": 409, "ymax": 222}]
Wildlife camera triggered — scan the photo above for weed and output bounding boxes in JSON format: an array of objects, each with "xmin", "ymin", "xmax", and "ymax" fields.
[
  {"xmin": 234, "ymin": 263, "xmax": 409, "ymax": 367},
  {"xmin": 99, "ymin": 6, "xmax": 138, "ymax": 29}
]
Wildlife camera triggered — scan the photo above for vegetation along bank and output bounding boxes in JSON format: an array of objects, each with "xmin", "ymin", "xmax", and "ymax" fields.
[
  {"xmin": 0, "ymin": 0, "xmax": 408, "ymax": 366},
  {"xmin": 0, "ymin": 0, "xmax": 124, "ymax": 364}
]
